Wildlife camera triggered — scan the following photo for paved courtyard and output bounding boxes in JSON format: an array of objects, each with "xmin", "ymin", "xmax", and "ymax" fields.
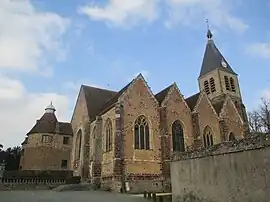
[{"xmin": 0, "ymin": 190, "xmax": 148, "ymax": 202}]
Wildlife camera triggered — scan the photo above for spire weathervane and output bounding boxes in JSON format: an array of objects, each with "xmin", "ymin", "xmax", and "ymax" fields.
[{"xmin": 206, "ymin": 18, "xmax": 213, "ymax": 39}]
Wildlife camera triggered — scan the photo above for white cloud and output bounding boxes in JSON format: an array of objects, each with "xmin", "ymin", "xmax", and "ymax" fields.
[
  {"xmin": 165, "ymin": 0, "xmax": 248, "ymax": 33},
  {"xmin": 0, "ymin": 0, "xmax": 71, "ymax": 149},
  {"xmin": 262, "ymin": 89, "xmax": 270, "ymax": 100},
  {"xmin": 78, "ymin": 0, "xmax": 159, "ymax": 27},
  {"xmin": 246, "ymin": 43, "xmax": 270, "ymax": 59},
  {"xmin": 0, "ymin": 0, "xmax": 69, "ymax": 72},
  {"xmin": 0, "ymin": 75, "xmax": 70, "ymax": 149}
]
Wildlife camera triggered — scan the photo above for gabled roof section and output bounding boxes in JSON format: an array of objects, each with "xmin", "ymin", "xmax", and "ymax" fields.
[
  {"xmin": 192, "ymin": 91, "xmax": 219, "ymax": 118},
  {"xmin": 82, "ymin": 85, "xmax": 117, "ymax": 121},
  {"xmin": 185, "ymin": 92, "xmax": 200, "ymax": 111},
  {"xmin": 219, "ymin": 95, "xmax": 244, "ymax": 124},
  {"xmin": 199, "ymin": 30, "xmax": 237, "ymax": 78},
  {"xmin": 90, "ymin": 80, "xmax": 134, "ymax": 121},
  {"xmin": 155, "ymin": 84, "xmax": 174, "ymax": 105}
]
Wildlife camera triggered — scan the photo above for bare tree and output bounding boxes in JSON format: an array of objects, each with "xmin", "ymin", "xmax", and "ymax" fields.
[
  {"xmin": 248, "ymin": 110, "xmax": 263, "ymax": 133},
  {"xmin": 259, "ymin": 98, "xmax": 270, "ymax": 133}
]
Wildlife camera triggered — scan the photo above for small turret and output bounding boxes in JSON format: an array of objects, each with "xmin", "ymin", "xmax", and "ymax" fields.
[{"xmin": 45, "ymin": 101, "xmax": 56, "ymax": 114}]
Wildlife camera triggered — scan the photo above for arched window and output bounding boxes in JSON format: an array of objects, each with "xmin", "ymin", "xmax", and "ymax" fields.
[
  {"xmin": 204, "ymin": 80, "xmax": 210, "ymax": 94},
  {"xmin": 224, "ymin": 76, "xmax": 230, "ymax": 91},
  {"xmin": 203, "ymin": 126, "xmax": 214, "ymax": 148},
  {"xmin": 75, "ymin": 129, "xmax": 82, "ymax": 160},
  {"xmin": 209, "ymin": 78, "xmax": 216, "ymax": 92},
  {"xmin": 172, "ymin": 120, "xmax": 185, "ymax": 152},
  {"xmin": 105, "ymin": 118, "xmax": 113, "ymax": 152},
  {"xmin": 230, "ymin": 77, "xmax": 236, "ymax": 92},
  {"xmin": 134, "ymin": 116, "xmax": 150, "ymax": 150},
  {"xmin": 229, "ymin": 132, "xmax": 236, "ymax": 141}
]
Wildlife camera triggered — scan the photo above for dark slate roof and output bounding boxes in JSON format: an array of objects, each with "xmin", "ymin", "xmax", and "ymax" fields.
[
  {"xmin": 82, "ymin": 85, "xmax": 117, "ymax": 121},
  {"xmin": 212, "ymin": 100, "xmax": 224, "ymax": 115},
  {"xmin": 185, "ymin": 93, "xmax": 200, "ymax": 111},
  {"xmin": 27, "ymin": 113, "xmax": 73, "ymax": 136},
  {"xmin": 155, "ymin": 84, "xmax": 174, "ymax": 104},
  {"xmin": 89, "ymin": 80, "xmax": 134, "ymax": 122},
  {"xmin": 199, "ymin": 38, "xmax": 237, "ymax": 77}
]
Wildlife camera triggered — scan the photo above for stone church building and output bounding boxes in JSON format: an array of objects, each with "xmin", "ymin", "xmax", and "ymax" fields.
[
  {"xmin": 19, "ymin": 29, "xmax": 248, "ymax": 192},
  {"xmin": 70, "ymin": 30, "xmax": 249, "ymax": 192}
]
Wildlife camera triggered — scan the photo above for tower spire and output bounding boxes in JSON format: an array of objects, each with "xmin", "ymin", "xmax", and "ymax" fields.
[{"xmin": 206, "ymin": 19, "xmax": 213, "ymax": 39}]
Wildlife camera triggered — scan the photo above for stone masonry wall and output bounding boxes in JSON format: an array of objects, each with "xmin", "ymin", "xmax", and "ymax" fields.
[
  {"xmin": 171, "ymin": 133, "xmax": 270, "ymax": 202},
  {"xmin": 21, "ymin": 133, "xmax": 72, "ymax": 170},
  {"xmin": 120, "ymin": 77, "xmax": 162, "ymax": 193}
]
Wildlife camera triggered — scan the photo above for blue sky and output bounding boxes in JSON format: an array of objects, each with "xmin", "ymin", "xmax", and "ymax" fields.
[{"xmin": 0, "ymin": 0, "xmax": 270, "ymax": 147}]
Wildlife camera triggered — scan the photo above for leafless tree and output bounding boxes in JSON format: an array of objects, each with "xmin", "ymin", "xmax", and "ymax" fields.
[
  {"xmin": 248, "ymin": 110, "xmax": 263, "ymax": 133},
  {"xmin": 248, "ymin": 98, "xmax": 270, "ymax": 134},
  {"xmin": 259, "ymin": 98, "xmax": 270, "ymax": 133}
]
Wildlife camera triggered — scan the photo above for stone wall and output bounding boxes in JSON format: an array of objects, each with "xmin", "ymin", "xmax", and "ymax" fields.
[
  {"xmin": 21, "ymin": 133, "xmax": 72, "ymax": 170},
  {"xmin": 171, "ymin": 134, "xmax": 270, "ymax": 202}
]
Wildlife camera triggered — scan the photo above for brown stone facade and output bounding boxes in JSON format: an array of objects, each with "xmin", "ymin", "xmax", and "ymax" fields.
[
  {"xmin": 68, "ymin": 33, "xmax": 248, "ymax": 193},
  {"xmin": 20, "ymin": 133, "xmax": 72, "ymax": 170},
  {"xmin": 69, "ymin": 74, "xmax": 247, "ymax": 193}
]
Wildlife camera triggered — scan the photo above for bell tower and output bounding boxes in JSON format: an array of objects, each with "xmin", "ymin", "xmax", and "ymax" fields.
[{"xmin": 198, "ymin": 25, "xmax": 249, "ymax": 133}]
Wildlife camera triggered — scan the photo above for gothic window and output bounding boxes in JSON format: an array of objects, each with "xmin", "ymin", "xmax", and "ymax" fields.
[
  {"xmin": 229, "ymin": 132, "xmax": 236, "ymax": 141},
  {"xmin": 63, "ymin": 137, "xmax": 69, "ymax": 145},
  {"xmin": 105, "ymin": 118, "xmax": 113, "ymax": 152},
  {"xmin": 134, "ymin": 115, "xmax": 150, "ymax": 150},
  {"xmin": 203, "ymin": 126, "xmax": 214, "ymax": 148},
  {"xmin": 230, "ymin": 77, "xmax": 236, "ymax": 92},
  {"xmin": 209, "ymin": 78, "xmax": 216, "ymax": 92},
  {"xmin": 172, "ymin": 120, "xmax": 185, "ymax": 152},
  {"xmin": 75, "ymin": 129, "xmax": 82, "ymax": 160},
  {"xmin": 204, "ymin": 80, "xmax": 210, "ymax": 94},
  {"xmin": 224, "ymin": 76, "xmax": 230, "ymax": 91}
]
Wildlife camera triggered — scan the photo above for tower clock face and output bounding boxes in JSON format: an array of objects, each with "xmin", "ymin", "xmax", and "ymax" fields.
[{"xmin": 221, "ymin": 60, "xmax": 227, "ymax": 68}]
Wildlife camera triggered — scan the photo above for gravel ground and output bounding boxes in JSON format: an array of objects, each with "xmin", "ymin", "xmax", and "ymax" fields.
[{"xmin": 0, "ymin": 190, "xmax": 148, "ymax": 202}]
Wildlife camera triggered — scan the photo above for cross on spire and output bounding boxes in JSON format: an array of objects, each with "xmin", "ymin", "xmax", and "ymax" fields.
[{"xmin": 206, "ymin": 19, "xmax": 213, "ymax": 39}]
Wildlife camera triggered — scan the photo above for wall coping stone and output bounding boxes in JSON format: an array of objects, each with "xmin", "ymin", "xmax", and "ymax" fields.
[{"xmin": 172, "ymin": 133, "xmax": 270, "ymax": 161}]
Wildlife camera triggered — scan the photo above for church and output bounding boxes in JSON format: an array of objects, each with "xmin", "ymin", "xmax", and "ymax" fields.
[
  {"xmin": 70, "ymin": 29, "xmax": 248, "ymax": 192},
  {"xmin": 20, "ymin": 29, "xmax": 249, "ymax": 193}
]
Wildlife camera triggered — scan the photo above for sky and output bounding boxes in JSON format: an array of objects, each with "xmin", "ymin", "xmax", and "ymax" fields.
[{"xmin": 0, "ymin": 0, "xmax": 270, "ymax": 148}]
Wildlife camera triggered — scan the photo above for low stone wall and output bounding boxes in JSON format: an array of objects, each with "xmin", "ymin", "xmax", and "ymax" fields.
[
  {"xmin": 171, "ymin": 134, "xmax": 270, "ymax": 202},
  {"xmin": 0, "ymin": 178, "xmax": 66, "ymax": 190}
]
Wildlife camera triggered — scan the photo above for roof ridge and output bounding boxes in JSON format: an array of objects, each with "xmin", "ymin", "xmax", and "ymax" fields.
[
  {"xmin": 81, "ymin": 84, "xmax": 117, "ymax": 93},
  {"xmin": 89, "ymin": 79, "xmax": 134, "ymax": 122}
]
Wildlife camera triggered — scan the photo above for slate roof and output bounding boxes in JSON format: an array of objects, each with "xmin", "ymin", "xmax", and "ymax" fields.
[
  {"xmin": 185, "ymin": 93, "xmax": 200, "ymax": 111},
  {"xmin": 155, "ymin": 84, "xmax": 174, "ymax": 104},
  {"xmin": 27, "ymin": 113, "xmax": 73, "ymax": 136},
  {"xmin": 89, "ymin": 80, "xmax": 134, "ymax": 122},
  {"xmin": 82, "ymin": 85, "xmax": 117, "ymax": 121},
  {"xmin": 199, "ymin": 34, "xmax": 237, "ymax": 77}
]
